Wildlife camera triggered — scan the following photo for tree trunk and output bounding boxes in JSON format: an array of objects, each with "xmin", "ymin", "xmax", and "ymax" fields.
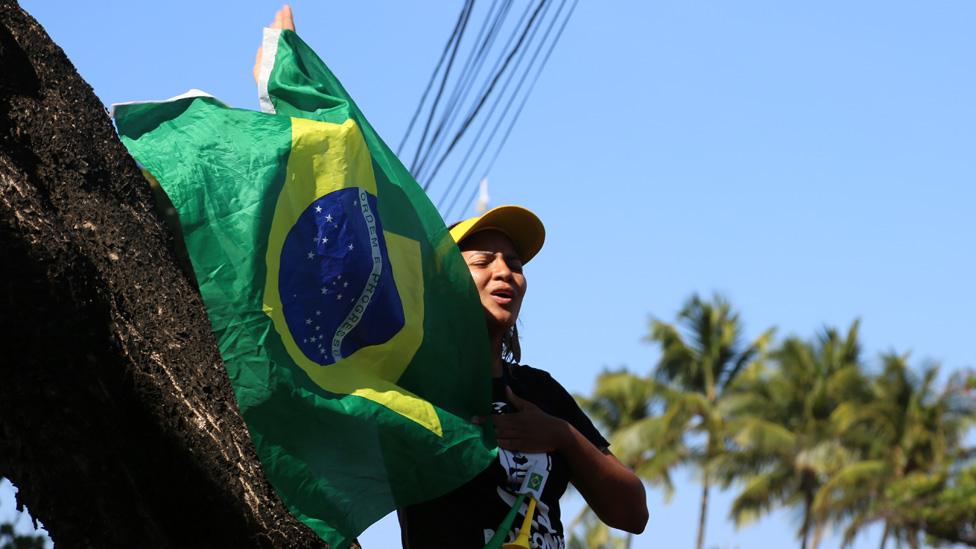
[
  {"xmin": 878, "ymin": 523, "xmax": 890, "ymax": 549},
  {"xmin": 695, "ymin": 469, "xmax": 709, "ymax": 549},
  {"xmin": 800, "ymin": 488, "xmax": 812, "ymax": 549},
  {"xmin": 810, "ymin": 521, "xmax": 825, "ymax": 549},
  {"xmin": 0, "ymin": 2, "xmax": 324, "ymax": 546}
]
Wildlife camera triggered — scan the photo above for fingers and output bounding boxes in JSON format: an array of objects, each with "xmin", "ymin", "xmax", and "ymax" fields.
[
  {"xmin": 473, "ymin": 414, "xmax": 529, "ymax": 450},
  {"xmin": 493, "ymin": 414, "xmax": 534, "ymax": 443},
  {"xmin": 492, "ymin": 414, "xmax": 519, "ymax": 435},
  {"xmin": 492, "ymin": 407, "xmax": 570, "ymax": 454},
  {"xmin": 253, "ymin": 47, "xmax": 263, "ymax": 85},
  {"xmin": 493, "ymin": 421, "xmax": 524, "ymax": 450},
  {"xmin": 258, "ymin": 4, "xmax": 295, "ymax": 86},
  {"xmin": 505, "ymin": 386, "xmax": 518, "ymax": 408},
  {"xmin": 270, "ymin": 5, "xmax": 296, "ymax": 31},
  {"xmin": 282, "ymin": 4, "xmax": 296, "ymax": 31},
  {"xmin": 472, "ymin": 415, "xmax": 528, "ymax": 450},
  {"xmin": 505, "ymin": 386, "xmax": 538, "ymax": 411},
  {"xmin": 496, "ymin": 435, "xmax": 545, "ymax": 453}
]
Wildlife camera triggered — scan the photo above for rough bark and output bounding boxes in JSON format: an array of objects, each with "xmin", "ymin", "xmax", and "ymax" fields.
[{"xmin": 0, "ymin": 2, "xmax": 325, "ymax": 546}]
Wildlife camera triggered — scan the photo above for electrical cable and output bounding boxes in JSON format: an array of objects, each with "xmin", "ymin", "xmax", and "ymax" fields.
[
  {"xmin": 413, "ymin": 0, "xmax": 504, "ymax": 182},
  {"xmin": 396, "ymin": 1, "xmax": 471, "ymax": 156},
  {"xmin": 458, "ymin": 0, "xmax": 578, "ymax": 217},
  {"xmin": 417, "ymin": 0, "xmax": 525, "ymax": 186},
  {"xmin": 408, "ymin": 0, "xmax": 474, "ymax": 174},
  {"xmin": 484, "ymin": 0, "xmax": 577, "ymax": 177},
  {"xmin": 424, "ymin": 0, "xmax": 549, "ymax": 192},
  {"xmin": 435, "ymin": 0, "xmax": 550, "ymax": 213},
  {"xmin": 437, "ymin": 0, "xmax": 555, "ymax": 215},
  {"xmin": 414, "ymin": 0, "xmax": 512, "ymax": 184},
  {"xmin": 440, "ymin": 0, "xmax": 563, "ymax": 218}
]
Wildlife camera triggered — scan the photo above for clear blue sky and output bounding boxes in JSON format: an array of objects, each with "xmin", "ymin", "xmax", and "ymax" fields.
[{"xmin": 8, "ymin": 1, "xmax": 975, "ymax": 547}]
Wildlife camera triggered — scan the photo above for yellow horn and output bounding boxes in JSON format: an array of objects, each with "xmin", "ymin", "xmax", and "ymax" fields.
[{"xmin": 502, "ymin": 496, "xmax": 537, "ymax": 549}]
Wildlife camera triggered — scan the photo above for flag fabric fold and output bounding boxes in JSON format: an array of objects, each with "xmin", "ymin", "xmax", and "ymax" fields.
[{"xmin": 114, "ymin": 28, "xmax": 496, "ymax": 548}]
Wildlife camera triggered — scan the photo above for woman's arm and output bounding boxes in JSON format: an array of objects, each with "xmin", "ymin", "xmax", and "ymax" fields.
[
  {"xmin": 492, "ymin": 388, "xmax": 648, "ymax": 534},
  {"xmin": 558, "ymin": 421, "xmax": 648, "ymax": 533}
]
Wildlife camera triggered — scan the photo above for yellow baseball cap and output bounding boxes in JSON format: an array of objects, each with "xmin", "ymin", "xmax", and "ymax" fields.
[{"xmin": 449, "ymin": 205, "xmax": 546, "ymax": 264}]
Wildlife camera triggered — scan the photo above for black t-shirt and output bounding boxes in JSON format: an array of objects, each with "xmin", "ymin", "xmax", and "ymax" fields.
[{"xmin": 400, "ymin": 365, "xmax": 609, "ymax": 549}]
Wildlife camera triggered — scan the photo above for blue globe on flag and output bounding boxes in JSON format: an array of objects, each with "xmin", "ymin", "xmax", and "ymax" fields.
[{"xmin": 279, "ymin": 187, "xmax": 405, "ymax": 365}]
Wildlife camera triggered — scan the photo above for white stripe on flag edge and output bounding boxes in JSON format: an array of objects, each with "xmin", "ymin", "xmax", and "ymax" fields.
[
  {"xmin": 258, "ymin": 28, "xmax": 282, "ymax": 115},
  {"xmin": 109, "ymin": 89, "xmax": 224, "ymax": 119}
]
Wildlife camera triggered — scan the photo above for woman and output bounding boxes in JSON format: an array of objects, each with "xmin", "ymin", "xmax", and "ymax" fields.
[
  {"xmin": 399, "ymin": 205, "xmax": 648, "ymax": 548},
  {"xmin": 257, "ymin": 7, "xmax": 647, "ymax": 547}
]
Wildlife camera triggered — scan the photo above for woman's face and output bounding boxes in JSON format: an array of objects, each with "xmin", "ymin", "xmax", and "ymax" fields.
[{"xmin": 459, "ymin": 230, "xmax": 527, "ymax": 333}]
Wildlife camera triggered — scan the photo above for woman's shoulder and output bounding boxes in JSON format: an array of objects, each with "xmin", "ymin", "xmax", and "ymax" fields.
[
  {"xmin": 510, "ymin": 363, "xmax": 553, "ymax": 381},
  {"xmin": 513, "ymin": 364, "xmax": 611, "ymax": 450},
  {"xmin": 510, "ymin": 364, "xmax": 568, "ymax": 394}
]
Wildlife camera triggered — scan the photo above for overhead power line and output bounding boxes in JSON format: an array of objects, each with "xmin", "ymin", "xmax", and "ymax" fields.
[
  {"xmin": 424, "ymin": 0, "xmax": 548, "ymax": 190},
  {"xmin": 456, "ymin": 0, "xmax": 580, "ymax": 218},
  {"xmin": 429, "ymin": 0, "xmax": 547, "ymax": 207},
  {"xmin": 413, "ymin": 0, "xmax": 512, "ymax": 182},
  {"xmin": 442, "ymin": 0, "xmax": 572, "ymax": 220},
  {"xmin": 408, "ymin": 0, "xmax": 474, "ymax": 175},
  {"xmin": 396, "ymin": 0, "xmax": 473, "ymax": 157},
  {"xmin": 398, "ymin": 0, "xmax": 578, "ymax": 219}
]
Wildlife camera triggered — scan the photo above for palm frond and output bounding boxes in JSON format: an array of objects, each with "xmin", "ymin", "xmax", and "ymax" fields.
[
  {"xmin": 726, "ymin": 416, "xmax": 797, "ymax": 458},
  {"xmin": 813, "ymin": 459, "xmax": 886, "ymax": 515},
  {"xmin": 729, "ymin": 467, "xmax": 794, "ymax": 527}
]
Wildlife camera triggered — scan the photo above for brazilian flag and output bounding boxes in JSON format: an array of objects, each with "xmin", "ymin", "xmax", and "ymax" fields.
[{"xmin": 114, "ymin": 28, "xmax": 495, "ymax": 548}]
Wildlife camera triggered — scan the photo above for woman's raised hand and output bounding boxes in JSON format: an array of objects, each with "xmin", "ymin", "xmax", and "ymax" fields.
[{"xmin": 253, "ymin": 4, "xmax": 296, "ymax": 85}]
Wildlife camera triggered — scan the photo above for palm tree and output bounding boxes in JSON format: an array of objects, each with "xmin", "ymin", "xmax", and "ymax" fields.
[
  {"xmin": 647, "ymin": 294, "xmax": 773, "ymax": 549},
  {"xmin": 573, "ymin": 369, "xmax": 666, "ymax": 549},
  {"xmin": 566, "ymin": 505, "xmax": 632, "ymax": 549},
  {"xmin": 816, "ymin": 353, "xmax": 973, "ymax": 548},
  {"xmin": 717, "ymin": 321, "xmax": 867, "ymax": 549},
  {"xmin": 566, "ymin": 507, "xmax": 630, "ymax": 549}
]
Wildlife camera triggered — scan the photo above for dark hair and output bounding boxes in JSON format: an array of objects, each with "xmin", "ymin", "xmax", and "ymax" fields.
[{"xmin": 501, "ymin": 323, "xmax": 521, "ymax": 365}]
